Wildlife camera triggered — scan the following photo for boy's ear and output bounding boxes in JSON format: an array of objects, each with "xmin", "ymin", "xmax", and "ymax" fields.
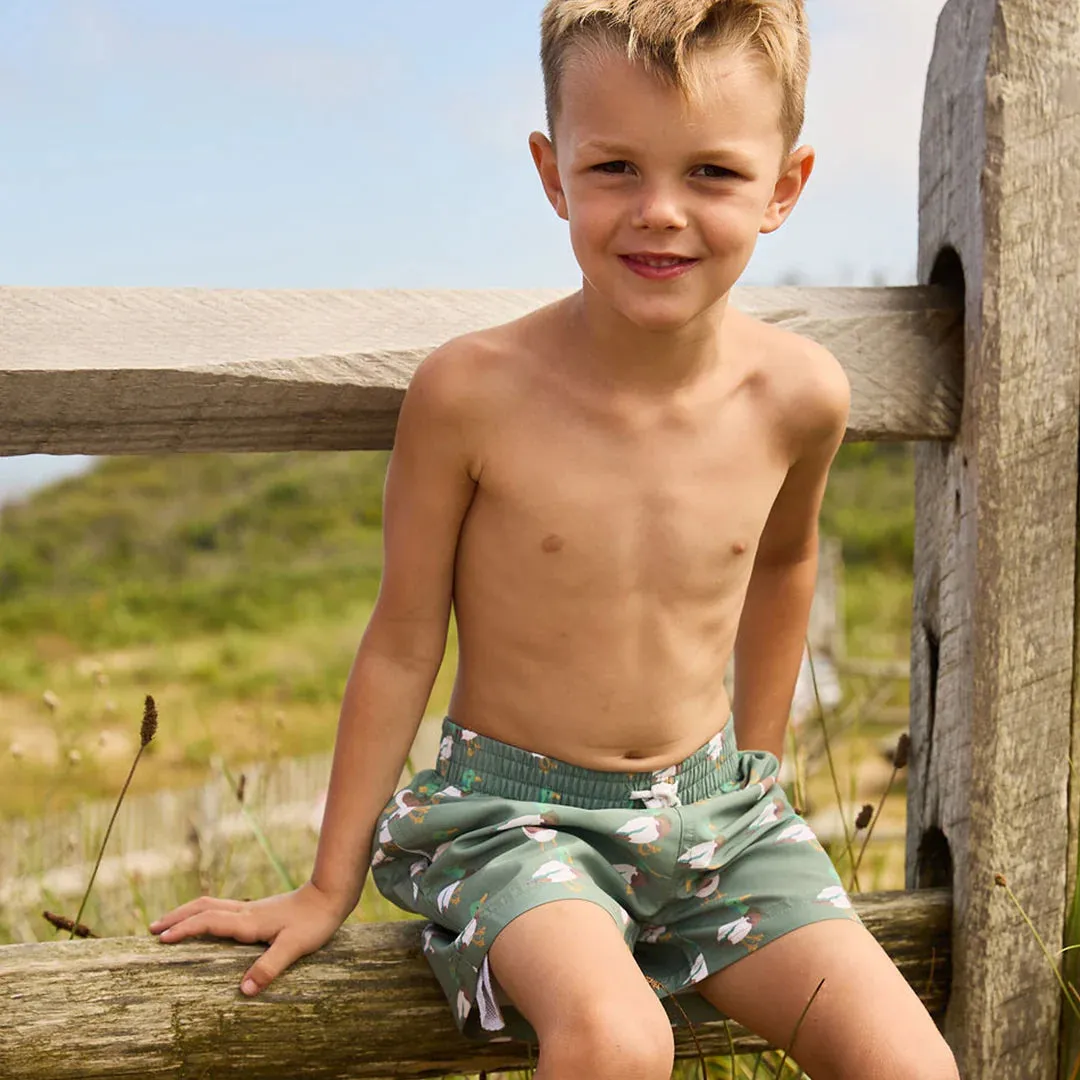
[
  {"xmin": 760, "ymin": 145, "xmax": 815, "ymax": 235},
  {"xmin": 529, "ymin": 131, "xmax": 569, "ymax": 221}
]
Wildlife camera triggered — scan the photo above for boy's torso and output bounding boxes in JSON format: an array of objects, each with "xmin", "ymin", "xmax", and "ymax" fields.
[{"xmin": 444, "ymin": 297, "xmax": 821, "ymax": 772}]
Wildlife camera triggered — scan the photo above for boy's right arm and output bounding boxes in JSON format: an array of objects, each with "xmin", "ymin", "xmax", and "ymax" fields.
[{"xmin": 149, "ymin": 342, "xmax": 483, "ymax": 995}]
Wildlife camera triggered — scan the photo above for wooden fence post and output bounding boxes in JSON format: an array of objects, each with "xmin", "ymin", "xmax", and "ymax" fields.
[{"xmin": 909, "ymin": 0, "xmax": 1080, "ymax": 1076}]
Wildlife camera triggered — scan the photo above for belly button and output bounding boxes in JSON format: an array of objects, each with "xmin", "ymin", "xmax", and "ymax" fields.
[{"xmin": 542, "ymin": 534, "xmax": 565, "ymax": 554}]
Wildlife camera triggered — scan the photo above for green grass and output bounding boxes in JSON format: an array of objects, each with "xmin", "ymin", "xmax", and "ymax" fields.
[{"xmin": 0, "ymin": 451, "xmax": 389, "ymax": 648}]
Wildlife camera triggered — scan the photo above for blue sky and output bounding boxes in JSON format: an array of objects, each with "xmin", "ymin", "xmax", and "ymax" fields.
[{"xmin": 0, "ymin": 0, "xmax": 947, "ymax": 495}]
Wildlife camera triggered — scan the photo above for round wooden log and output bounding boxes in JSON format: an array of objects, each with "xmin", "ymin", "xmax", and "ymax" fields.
[
  {"xmin": 0, "ymin": 285, "xmax": 961, "ymax": 456},
  {"xmin": 0, "ymin": 888, "xmax": 950, "ymax": 1079}
]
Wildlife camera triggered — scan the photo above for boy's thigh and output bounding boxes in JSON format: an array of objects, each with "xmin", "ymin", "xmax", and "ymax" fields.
[
  {"xmin": 695, "ymin": 918, "xmax": 957, "ymax": 1078},
  {"xmin": 489, "ymin": 899, "xmax": 672, "ymax": 1046}
]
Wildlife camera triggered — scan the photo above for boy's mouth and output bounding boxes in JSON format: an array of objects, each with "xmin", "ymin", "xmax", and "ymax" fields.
[{"xmin": 619, "ymin": 253, "xmax": 700, "ymax": 280}]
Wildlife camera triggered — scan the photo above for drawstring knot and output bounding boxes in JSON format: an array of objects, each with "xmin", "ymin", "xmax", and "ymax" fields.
[{"xmin": 630, "ymin": 781, "xmax": 681, "ymax": 809}]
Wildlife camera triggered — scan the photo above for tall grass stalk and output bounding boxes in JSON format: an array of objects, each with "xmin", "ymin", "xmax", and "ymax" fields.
[
  {"xmin": 725, "ymin": 1018, "xmax": 737, "ymax": 1079},
  {"xmin": 995, "ymin": 873, "xmax": 1080, "ymax": 1031},
  {"xmin": 645, "ymin": 975, "xmax": 710, "ymax": 1079},
  {"xmin": 68, "ymin": 695, "xmax": 158, "ymax": 938},
  {"xmin": 1062, "ymin": 755, "xmax": 1080, "ymax": 1080},
  {"xmin": 848, "ymin": 734, "xmax": 909, "ymax": 891},
  {"xmin": 218, "ymin": 760, "xmax": 297, "ymax": 892},
  {"xmin": 786, "ymin": 725, "xmax": 806, "ymax": 814},
  {"xmin": 805, "ymin": 640, "xmax": 861, "ymax": 892}
]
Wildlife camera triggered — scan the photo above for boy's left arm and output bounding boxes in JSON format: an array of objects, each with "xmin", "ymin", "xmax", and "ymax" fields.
[{"xmin": 733, "ymin": 349, "xmax": 851, "ymax": 761}]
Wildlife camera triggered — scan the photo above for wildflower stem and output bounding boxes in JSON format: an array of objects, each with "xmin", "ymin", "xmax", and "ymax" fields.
[
  {"xmin": 787, "ymin": 725, "xmax": 805, "ymax": 815},
  {"xmin": 645, "ymin": 975, "xmax": 709, "ymax": 1080},
  {"xmin": 69, "ymin": 743, "xmax": 147, "ymax": 939},
  {"xmin": 725, "ymin": 1017, "xmax": 737, "ymax": 1079},
  {"xmin": 219, "ymin": 760, "xmax": 297, "ymax": 892},
  {"xmin": 849, "ymin": 764, "xmax": 899, "ymax": 889},
  {"xmin": 806, "ymin": 640, "xmax": 860, "ymax": 892},
  {"xmin": 995, "ymin": 873, "xmax": 1080, "ymax": 1024}
]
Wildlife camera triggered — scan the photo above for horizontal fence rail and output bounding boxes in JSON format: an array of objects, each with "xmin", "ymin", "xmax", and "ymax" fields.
[
  {"xmin": 0, "ymin": 888, "xmax": 950, "ymax": 1079},
  {"xmin": 0, "ymin": 286, "xmax": 963, "ymax": 456}
]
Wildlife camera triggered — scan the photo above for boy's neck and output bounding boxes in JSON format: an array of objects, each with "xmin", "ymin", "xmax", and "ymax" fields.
[{"xmin": 564, "ymin": 284, "xmax": 732, "ymax": 397}]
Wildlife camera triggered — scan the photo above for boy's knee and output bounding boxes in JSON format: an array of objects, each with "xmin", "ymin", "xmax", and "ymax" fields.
[{"xmin": 542, "ymin": 997, "xmax": 674, "ymax": 1080}]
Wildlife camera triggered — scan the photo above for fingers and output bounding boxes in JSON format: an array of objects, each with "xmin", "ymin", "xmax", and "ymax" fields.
[
  {"xmin": 154, "ymin": 906, "xmax": 268, "ymax": 946},
  {"xmin": 240, "ymin": 934, "xmax": 308, "ymax": 996},
  {"xmin": 150, "ymin": 896, "xmax": 245, "ymax": 934}
]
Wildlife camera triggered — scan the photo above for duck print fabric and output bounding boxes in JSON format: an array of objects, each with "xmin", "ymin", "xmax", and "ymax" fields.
[{"xmin": 371, "ymin": 716, "xmax": 859, "ymax": 1044}]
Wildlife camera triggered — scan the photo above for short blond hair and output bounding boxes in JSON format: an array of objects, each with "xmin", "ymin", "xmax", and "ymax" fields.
[{"xmin": 541, "ymin": 0, "xmax": 810, "ymax": 150}]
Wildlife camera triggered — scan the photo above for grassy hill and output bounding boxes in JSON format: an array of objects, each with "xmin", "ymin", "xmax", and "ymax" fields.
[
  {"xmin": 0, "ymin": 444, "xmax": 914, "ymax": 819},
  {"xmin": 0, "ymin": 451, "xmax": 390, "ymax": 647}
]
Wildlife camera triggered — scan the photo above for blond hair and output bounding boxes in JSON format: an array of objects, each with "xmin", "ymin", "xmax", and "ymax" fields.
[{"xmin": 540, "ymin": 0, "xmax": 810, "ymax": 150}]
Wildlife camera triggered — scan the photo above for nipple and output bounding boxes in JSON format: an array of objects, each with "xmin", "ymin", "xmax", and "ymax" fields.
[
  {"xmin": 732, "ymin": 541, "xmax": 748, "ymax": 556},
  {"xmin": 542, "ymin": 534, "xmax": 565, "ymax": 554}
]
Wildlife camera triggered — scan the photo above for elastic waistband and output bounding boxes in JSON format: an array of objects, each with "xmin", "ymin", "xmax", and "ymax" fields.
[{"xmin": 434, "ymin": 714, "xmax": 741, "ymax": 810}]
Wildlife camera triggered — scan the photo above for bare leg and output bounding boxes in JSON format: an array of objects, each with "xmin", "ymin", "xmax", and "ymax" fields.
[
  {"xmin": 696, "ymin": 918, "xmax": 959, "ymax": 1080},
  {"xmin": 488, "ymin": 899, "xmax": 674, "ymax": 1080}
]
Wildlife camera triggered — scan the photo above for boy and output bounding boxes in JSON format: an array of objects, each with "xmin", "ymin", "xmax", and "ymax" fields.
[{"xmin": 152, "ymin": 2, "xmax": 959, "ymax": 1077}]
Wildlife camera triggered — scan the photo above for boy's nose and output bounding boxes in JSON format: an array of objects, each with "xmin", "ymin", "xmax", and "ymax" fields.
[{"xmin": 632, "ymin": 187, "xmax": 688, "ymax": 231}]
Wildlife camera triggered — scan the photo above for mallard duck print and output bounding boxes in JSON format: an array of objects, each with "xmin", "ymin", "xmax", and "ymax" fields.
[
  {"xmin": 750, "ymin": 796, "xmax": 786, "ymax": 830},
  {"xmin": 532, "ymin": 859, "xmax": 579, "ymax": 884},
  {"xmin": 775, "ymin": 822, "xmax": 823, "ymax": 851},
  {"xmin": 677, "ymin": 838, "xmax": 725, "ymax": 870},
  {"xmin": 615, "ymin": 814, "xmax": 673, "ymax": 854},
  {"xmin": 816, "ymin": 884, "xmax": 852, "ymax": 908},
  {"xmin": 716, "ymin": 911, "xmax": 761, "ymax": 945},
  {"xmin": 496, "ymin": 812, "xmax": 560, "ymax": 844},
  {"xmin": 612, "ymin": 863, "xmax": 648, "ymax": 889}
]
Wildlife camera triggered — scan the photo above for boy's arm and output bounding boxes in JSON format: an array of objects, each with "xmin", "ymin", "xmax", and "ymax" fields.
[
  {"xmin": 310, "ymin": 343, "xmax": 482, "ymax": 910},
  {"xmin": 151, "ymin": 340, "xmax": 482, "ymax": 992},
  {"xmin": 733, "ymin": 346, "xmax": 850, "ymax": 761}
]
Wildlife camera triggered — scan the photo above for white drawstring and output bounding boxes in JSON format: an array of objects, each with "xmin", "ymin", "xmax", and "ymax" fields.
[{"xmin": 630, "ymin": 781, "xmax": 681, "ymax": 809}]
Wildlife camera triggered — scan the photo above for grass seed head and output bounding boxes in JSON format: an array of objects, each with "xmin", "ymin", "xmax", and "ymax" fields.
[
  {"xmin": 140, "ymin": 694, "xmax": 158, "ymax": 747},
  {"xmin": 855, "ymin": 804, "xmax": 874, "ymax": 830},
  {"xmin": 894, "ymin": 733, "xmax": 911, "ymax": 769}
]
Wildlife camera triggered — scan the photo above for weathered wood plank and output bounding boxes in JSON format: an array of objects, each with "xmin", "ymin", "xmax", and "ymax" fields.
[
  {"xmin": 0, "ymin": 285, "xmax": 961, "ymax": 455},
  {"xmin": 0, "ymin": 888, "xmax": 950, "ymax": 1079},
  {"xmin": 909, "ymin": 0, "xmax": 1080, "ymax": 1077}
]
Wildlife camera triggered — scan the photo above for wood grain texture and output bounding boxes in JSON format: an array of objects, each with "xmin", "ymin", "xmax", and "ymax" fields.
[
  {"xmin": 0, "ymin": 286, "xmax": 961, "ymax": 455},
  {"xmin": 0, "ymin": 889, "xmax": 950, "ymax": 1079},
  {"xmin": 909, "ymin": 0, "xmax": 1080, "ymax": 1077}
]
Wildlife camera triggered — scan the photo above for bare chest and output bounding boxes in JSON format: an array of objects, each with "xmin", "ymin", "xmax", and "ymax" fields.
[{"xmin": 464, "ymin": 402, "xmax": 789, "ymax": 597}]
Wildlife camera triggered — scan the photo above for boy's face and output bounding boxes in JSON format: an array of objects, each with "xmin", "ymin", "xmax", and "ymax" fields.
[{"xmin": 531, "ymin": 44, "xmax": 813, "ymax": 333}]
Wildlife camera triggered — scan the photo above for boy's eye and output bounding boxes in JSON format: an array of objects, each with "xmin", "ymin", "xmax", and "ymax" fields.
[
  {"xmin": 696, "ymin": 164, "xmax": 738, "ymax": 179},
  {"xmin": 593, "ymin": 160, "xmax": 631, "ymax": 174}
]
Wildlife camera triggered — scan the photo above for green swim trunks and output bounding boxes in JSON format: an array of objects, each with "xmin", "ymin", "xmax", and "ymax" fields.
[{"xmin": 370, "ymin": 714, "xmax": 860, "ymax": 1043}]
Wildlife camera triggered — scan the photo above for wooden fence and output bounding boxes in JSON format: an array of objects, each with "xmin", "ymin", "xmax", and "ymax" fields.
[{"xmin": 1, "ymin": 0, "xmax": 1078, "ymax": 1075}]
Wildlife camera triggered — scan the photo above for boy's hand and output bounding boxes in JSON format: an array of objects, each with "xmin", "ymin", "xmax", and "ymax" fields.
[{"xmin": 149, "ymin": 880, "xmax": 349, "ymax": 996}]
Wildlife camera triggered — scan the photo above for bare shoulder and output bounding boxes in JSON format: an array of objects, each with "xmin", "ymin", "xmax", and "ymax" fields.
[
  {"xmin": 731, "ymin": 309, "xmax": 851, "ymax": 460},
  {"xmin": 408, "ymin": 297, "xmax": 566, "ymax": 412},
  {"xmin": 400, "ymin": 297, "xmax": 570, "ymax": 475}
]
